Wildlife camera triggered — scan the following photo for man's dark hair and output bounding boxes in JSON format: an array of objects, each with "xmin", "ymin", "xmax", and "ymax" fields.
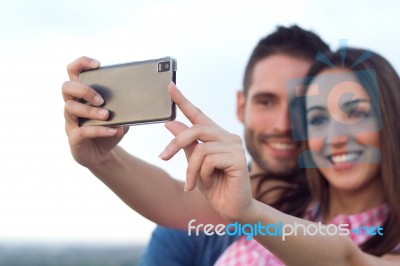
[
  {"xmin": 243, "ymin": 25, "xmax": 330, "ymax": 95},
  {"xmin": 249, "ymin": 25, "xmax": 329, "ymax": 219}
]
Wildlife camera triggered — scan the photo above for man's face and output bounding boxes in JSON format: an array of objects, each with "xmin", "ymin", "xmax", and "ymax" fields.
[{"xmin": 237, "ymin": 54, "xmax": 311, "ymax": 175}]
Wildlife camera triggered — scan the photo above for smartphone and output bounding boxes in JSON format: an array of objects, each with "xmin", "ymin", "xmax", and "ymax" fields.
[{"xmin": 78, "ymin": 56, "xmax": 176, "ymax": 127}]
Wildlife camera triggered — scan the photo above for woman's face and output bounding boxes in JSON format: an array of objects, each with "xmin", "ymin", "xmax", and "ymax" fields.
[{"xmin": 305, "ymin": 69, "xmax": 381, "ymax": 192}]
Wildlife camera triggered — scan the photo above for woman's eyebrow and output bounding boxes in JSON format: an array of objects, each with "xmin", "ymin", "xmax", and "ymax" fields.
[
  {"xmin": 306, "ymin": 106, "xmax": 325, "ymax": 113},
  {"xmin": 341, "ymin": 98, "xmax": 370, "ymax": 108},
  {"xmin": 341, "ymin": 98, "xmax": 370, "ymax": 113}
]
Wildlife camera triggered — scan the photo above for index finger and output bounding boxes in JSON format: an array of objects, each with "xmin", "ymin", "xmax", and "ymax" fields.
[
  {"xmin": 67, "ymin": 56, "xmax": 101, "ymax": 81},
  {"xmin": 168, "ymin": 82, "xmax": 218, "ymax": 127}
]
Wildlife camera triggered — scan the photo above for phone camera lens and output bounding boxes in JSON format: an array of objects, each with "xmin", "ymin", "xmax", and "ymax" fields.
[{"xmin": 158, "ymin": 61, "xmax": 171, "ymax": 72}]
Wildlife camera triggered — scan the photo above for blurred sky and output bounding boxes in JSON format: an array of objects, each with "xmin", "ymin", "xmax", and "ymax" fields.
[{"xmin": 0, "ymin": 0, "xmax": 399, "ymax": 244}]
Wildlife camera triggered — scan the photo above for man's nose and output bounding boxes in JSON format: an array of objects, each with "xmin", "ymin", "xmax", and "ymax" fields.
[{"xmin": 272, "ymin": 106, "xmax": 291, "ymax": 133}]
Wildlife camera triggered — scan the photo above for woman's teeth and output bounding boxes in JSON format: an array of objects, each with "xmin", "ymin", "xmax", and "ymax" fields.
[{"xmin": 329, "ymin": 152, "xmax": 362, "ymax": 164}]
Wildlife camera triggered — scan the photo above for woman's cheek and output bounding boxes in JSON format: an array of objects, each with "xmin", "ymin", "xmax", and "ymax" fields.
[{"xmin": 308, "ymin": 138, "xmax": 323, "ymax": 151}]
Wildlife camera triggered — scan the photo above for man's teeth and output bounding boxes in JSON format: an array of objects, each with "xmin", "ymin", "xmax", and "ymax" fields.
[
  {"xmin": 269, "ymin": 142, "xmax": 296, "ymax": 150},
  {"xmin": 331, "ymin": 152, "xmax": 361, "ymax": 163}
]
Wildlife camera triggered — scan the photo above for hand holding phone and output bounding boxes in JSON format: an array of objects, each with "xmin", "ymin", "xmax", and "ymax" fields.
[{"xmin": 78, "ymin": 56, "xmax": 177, "ymax": 126}]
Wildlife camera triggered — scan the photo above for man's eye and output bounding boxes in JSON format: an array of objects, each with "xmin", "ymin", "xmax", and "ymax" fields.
[
  {"xmin": 309, "ymin": 116, "xmax": 328, "ymax": 126},
  {"xmin": 256, "ymin": 99, "xmax": 271, "ymax": 106}
]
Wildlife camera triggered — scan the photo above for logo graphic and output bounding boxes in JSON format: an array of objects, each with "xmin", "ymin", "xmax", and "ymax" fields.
[
  {"xmin": 188, "ymin": 219, "xmax": 384, "ymax": 241},
  {"xmin": 286, "ymin": 40, "xmax": 382, "ymax": 168}
]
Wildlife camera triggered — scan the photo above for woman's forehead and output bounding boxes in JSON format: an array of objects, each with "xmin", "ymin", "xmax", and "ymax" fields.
[{"xmin": 306, "ymin": 69, "xmax": 369, "ymax": 108}]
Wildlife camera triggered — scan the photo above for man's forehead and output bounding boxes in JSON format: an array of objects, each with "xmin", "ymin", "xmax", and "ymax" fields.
[
  {"xmin": 249, "ymin": 55, "xmax": 312, "ymax": 97},
  {"xmin": 253, "ymin": 55, "xmax": 311, "ymax": 75},
  {"xmin": 248, "ymin": 84, "xmax": 287, "ymax": 98}
]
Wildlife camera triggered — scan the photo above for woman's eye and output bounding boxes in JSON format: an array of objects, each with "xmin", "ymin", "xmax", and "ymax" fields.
[
  {"xmin": 348, "ymin": 111, "xmax": 369, "ymax": 120},
  {"xmin": 309, "ymin": 116, "xmax": 328, "ymax": 126}
]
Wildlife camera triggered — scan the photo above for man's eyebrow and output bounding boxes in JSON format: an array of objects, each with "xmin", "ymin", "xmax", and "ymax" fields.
[{"xmin": 251, "ymin": 92, "xmax": 278, "ymax": 99}]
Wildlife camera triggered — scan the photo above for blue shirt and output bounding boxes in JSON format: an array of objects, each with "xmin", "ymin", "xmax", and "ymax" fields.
[{"xmin": 139, "ymin": 226, "xmax": 238, "ymax": 266}]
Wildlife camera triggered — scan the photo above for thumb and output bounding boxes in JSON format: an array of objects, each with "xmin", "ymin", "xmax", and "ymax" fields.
[{"xmin": 115, "ymin": 126, "xmax": 129, "ymax": 138}]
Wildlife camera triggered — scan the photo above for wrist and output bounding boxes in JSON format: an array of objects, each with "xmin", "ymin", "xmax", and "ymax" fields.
[
  {"xmin": 229, "ymin": 198, "xmax": 260, "ymax": 224},
  {"xmin": 89, "ymin": 146, "xmax": 122, "ymax": 176}
]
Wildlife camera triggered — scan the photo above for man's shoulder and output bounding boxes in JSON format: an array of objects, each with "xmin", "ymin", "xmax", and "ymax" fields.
[{"xmin": 139, "ymin": 225, "xmax": 238, "ymax": 266}]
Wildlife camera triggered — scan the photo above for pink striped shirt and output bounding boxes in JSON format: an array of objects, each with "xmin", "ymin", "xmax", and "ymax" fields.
[{"xmin": 215, "ymin": 203, "xmax": 400, "ymax": 265}]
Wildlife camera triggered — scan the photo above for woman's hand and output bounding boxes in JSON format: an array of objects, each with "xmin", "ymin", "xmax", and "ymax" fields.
[
  {"xmin": 62, "ymin": 56, "xmax": 128, "ymax": 168},
  {"xmin": 160, "ymin": 83, "xmax": 254, "ymax": 221}
]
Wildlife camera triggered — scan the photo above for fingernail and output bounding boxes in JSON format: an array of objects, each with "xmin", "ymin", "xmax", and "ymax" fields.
[
  {"xmin": 184, "ymin": 181, "xmax": 188, "ymax": 192},
  {"xmin": 107, "ymin": 127, "xmax": 117, "ymax": 134},
  {"xmin": 94, "ymin": 94, "xmax": 104, "ymax": 105},
  {"xmin": 91, "ymin": 59, "xmax": 100, "ymax": 67},
  {"xmin": 158, "ymin": 149, "xmax": 168, "ymax": 160},
  {"xmin": 98, "ymin": 108, "xmax": 108, "ymax": 117}
]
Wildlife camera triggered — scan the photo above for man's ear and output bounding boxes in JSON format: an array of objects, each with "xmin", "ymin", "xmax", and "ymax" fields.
[{"xmin": 236, "ymin": 90, "xmax": 246, "ymax": 123}]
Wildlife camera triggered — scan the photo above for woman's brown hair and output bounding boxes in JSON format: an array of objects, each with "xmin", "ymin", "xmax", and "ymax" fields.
[{"xmin": 303, "ymin": 48, "xmax": 400, "ymax": 256}]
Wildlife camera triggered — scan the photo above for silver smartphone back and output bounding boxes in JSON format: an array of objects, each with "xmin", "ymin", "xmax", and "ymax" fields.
[{"xmin": 78, "ymin": 56, "xmax": 176, "ymax": 126}]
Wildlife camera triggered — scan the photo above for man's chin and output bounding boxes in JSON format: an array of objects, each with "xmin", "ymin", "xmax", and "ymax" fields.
[
  {"xmin": 247, "ymin": 144, "xmax": 300, "ymax": 176},
  {"xmin": 259, "ymin": 157, "xmax": 299, "ymax": 177}
]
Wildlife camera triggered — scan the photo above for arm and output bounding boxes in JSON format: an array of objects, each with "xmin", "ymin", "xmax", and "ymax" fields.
[
  {"xmin": 62, "ymin": 57, "xmax": 225, "ymax": 228},
  {"xmin": 89, "ymin": 144, "xmax": 224, "ymax": 227},
  {"xmin": 238, "ymin": 200, "xmax": 400, "ymax": 266},
  {"xmin": 159, "ymin": 85, "xmax": 400, "ymax": 266}
]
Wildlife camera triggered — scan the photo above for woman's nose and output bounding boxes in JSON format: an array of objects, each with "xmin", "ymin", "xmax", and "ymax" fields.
[{"xmin": 326, "ymin": 121, "xmax": 350, "ymax": 147}]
